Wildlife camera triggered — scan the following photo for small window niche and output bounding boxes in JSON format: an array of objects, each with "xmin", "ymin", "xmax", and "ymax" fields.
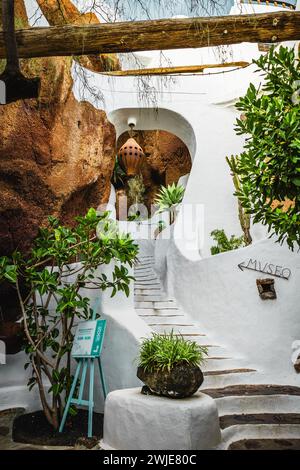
[{"xmin": 256, "ymin": 278, "xmax": 276, "ymax": 300}]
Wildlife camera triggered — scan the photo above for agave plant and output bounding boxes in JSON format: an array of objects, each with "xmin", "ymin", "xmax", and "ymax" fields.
[{"xmin": 154, "ymin": 183, "xmax": 185, "ymax": 224}]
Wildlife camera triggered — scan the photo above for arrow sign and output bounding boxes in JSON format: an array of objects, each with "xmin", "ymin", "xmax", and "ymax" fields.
[{"xmin": 238, "ymin": 259, "xmax": 291, "ymax": 280}]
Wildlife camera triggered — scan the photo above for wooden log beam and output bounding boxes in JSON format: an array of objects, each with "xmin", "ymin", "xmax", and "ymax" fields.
[
  {"xmin": 0, "ymin": 12, "xmax": 299, "ymax": 59},
  {"xmin": 99, "ymin": 61, "xmax": 250, "ymax": 76}
]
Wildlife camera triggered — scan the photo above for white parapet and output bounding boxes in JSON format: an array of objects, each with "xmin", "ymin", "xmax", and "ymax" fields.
[{"xmin": 101, "ymin": 388, "xmax": 221, "ymax": 450}]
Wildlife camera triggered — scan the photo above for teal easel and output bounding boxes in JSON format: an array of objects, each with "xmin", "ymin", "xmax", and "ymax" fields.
[{"xmin": 59, "ymin": 309, "xmax": 107, "ymax": 438}]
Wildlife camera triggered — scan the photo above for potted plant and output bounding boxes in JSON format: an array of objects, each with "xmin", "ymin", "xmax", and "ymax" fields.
[
  {"xmin": 137, "ymin": 332, "xmax": 208, "ymax": 398},
  {"xmin": 0, "ymin": 208, "xmax": 138, "ymax": 432}
]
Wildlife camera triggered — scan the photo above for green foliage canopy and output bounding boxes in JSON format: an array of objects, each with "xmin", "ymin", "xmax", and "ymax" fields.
[{"xmin": 234, "ymin": 46, "xmax": 300, "ymax": 249}]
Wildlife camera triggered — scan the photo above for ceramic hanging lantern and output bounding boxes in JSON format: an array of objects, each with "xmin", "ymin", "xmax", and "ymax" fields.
[{"xmin": 118, "ymin": 136, "xmax": 144, "ymax": 177}]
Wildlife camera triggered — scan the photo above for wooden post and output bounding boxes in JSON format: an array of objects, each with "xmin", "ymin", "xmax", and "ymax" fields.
[{"xmin": 0, "ymin": 12, "xmax": 299, "ymax": 59}]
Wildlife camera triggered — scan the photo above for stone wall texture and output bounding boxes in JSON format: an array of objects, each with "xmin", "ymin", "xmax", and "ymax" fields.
[{"xmin": 0, "ymin": 1, "xmax": 117, "ymax": 257}]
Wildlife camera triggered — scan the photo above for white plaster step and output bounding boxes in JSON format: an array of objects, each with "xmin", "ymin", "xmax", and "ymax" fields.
[
  {"xmin": 135, "ymin": 263, "xmax": 155, "ymax": 269},
  {"xmin": 147, "ymin": 324, "xmax": 206, "ymax": 335},
  {"xmin": 137, "ymin": 261, "xmax": 154, "ymax": 265},
  {"xmin": 134, "ymin": 301, "xmax": 178, "ymax": 309},
  {"xmin": 217, "ymin": 424, "xmax": 300, "ymax": 450},
  {"xmin": 134, "ymin": 282, "xmax": 161, "ymax": 288},
  {"xmin": 139, "ymin": 315, "xmax": 192, "ymax": 324},
  {"xmin": 134, "ymin": 264, "xmax": 154, "ymax": 272},
  {"xmin": 202, "ymin": 371, "xmax": 259, "ymax": 389},
  {"xmin": 134, "ymin": 269, "xmax": 155, "ymax": 275},
  {"xmin": 134, "ymin": 286, "xmax": 164, "ymax": 295},
  {"xmin": 136, "ymin": 310, "xmax": 185, "ymax": 317},
  {"xmin": 215, "ymin": 395, "xmax": 300, "ymax": 416},
  {"xmin": 135, "ymin": 280, "xmax": 160, "ymax": 285},
  {"xmin": 134, "ymin": 272, "xmax": 157, "ymax": 278},
  {"xmin": 135, "ymin": 295, "xmax": 165, "ymax": 302},
  {"xmin": 201, "ymin": 358, "xmax": 250, "ymax": 373}
]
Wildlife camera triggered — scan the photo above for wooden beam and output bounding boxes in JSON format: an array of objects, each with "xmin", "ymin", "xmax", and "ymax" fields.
[
  {"xmin": 99, "ymin": 61, "xmax": 250, "ymax": 76},
  {"xmin": 0, "ymin": 12, "xmax": 299, "ymax": 59}
]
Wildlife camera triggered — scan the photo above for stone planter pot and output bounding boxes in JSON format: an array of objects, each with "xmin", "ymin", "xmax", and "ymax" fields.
[
  {"xmin": 137, "ymin": 363, "xmax": 204, "ymax": 399},
  {"xmin": 0, "ymin": 321, "xmax": 24, "ymax": 355}
]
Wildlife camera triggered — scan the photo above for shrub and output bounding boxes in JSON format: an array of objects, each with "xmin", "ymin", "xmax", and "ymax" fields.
[
  {"xmin": 0, "ymin": 208, "xmax": 138, "ymax": 429},
  {"xmin": 210, "ymin": 229, "xmax": 245, "ymax": 255},
  {"xmin": 138, "ymin": 331, "xmax": 208, "ymax": 372},
  {"xmin": 234, "ymin": 46, "xmax": 300, "ymax": 249}
]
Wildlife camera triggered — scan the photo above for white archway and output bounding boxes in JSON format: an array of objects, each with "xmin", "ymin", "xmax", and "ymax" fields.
[{"xmin": 108, "ymin": 107, "xmax": 197, "ymax": 160}]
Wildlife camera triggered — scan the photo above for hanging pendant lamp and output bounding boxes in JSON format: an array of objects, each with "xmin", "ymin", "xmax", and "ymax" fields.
[{"xmin": 118, "ymin": 124, "xmax": 144, "ymax": 176}]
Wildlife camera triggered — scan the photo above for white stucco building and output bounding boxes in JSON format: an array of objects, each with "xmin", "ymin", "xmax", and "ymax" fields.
[{"xmin": 1, "ymin": 0, "xmax": 300, "ymax": 449}]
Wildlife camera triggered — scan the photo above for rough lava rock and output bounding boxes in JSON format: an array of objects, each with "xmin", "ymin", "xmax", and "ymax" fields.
[
  {"xmin": 0, "ymin": 55, "xmax": 116, "ymax": 257},
  {"xmin": 0, "ymin": 2, "xmax": 117, "ymax": 323},
  {"xmin": 137, "ymin": 364, "xmax": 204, "ymax": 398}
]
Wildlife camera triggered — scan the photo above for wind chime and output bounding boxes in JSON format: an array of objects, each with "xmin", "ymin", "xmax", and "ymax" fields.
[{"xmin": 0, "ymin": 0, "xmax": 40, "ymax": 104}]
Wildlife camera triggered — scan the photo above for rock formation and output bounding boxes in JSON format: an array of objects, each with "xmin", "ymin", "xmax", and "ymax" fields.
[{"xmin": 0, "ymin": 2, "xmax": 117, "ymax": 322}]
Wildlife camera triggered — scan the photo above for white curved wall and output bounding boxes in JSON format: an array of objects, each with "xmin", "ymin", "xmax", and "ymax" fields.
[{"xmin": 155, "ymin": 237, "xmax": 300, "ymax": 385}]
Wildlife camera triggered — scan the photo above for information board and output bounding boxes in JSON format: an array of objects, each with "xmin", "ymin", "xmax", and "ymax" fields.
[{"xmin": 72, "ymin": 319, "xmax": 106, "ymax": 358}]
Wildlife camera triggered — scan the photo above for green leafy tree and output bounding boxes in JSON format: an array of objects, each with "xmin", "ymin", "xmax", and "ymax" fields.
[
  {"xmin": 0, "ymin": 208, "xmax": 138, "ymax": 430},
  {"xmin": 210, "ymin": 229, "xmax": 245, "ymax": 255},
  {"xmin": 233, "ymin": 46, "xmax": 300, "ymax": 249}
]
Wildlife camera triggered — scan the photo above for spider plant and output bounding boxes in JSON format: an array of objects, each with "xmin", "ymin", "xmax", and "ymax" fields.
[{"xmin": 138, "ymin": 332, "xmax": 208, "ymax": 373}]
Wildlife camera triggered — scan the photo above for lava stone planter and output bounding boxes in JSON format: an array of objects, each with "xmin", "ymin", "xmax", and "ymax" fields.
[
  {"xmin": 137, "ymin": 363, "xmax": 203, "ymax": 399},
  {"xmin": 0, "ymin": 321, "xmax": 23, "ymax": 354}
]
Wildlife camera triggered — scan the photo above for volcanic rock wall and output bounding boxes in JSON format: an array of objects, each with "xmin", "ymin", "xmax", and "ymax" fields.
[{"xmin": 0, "ymin": 2, "xmax": 117, "ymax": 257}]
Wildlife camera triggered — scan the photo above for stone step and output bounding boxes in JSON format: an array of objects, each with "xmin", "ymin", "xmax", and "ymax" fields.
[
  {"xmin": 220, "ymin": 412, "xmax": 300, "ymax": 430},
  {"xmin": 134, "ymin": 287, "xmax": 163, "ymax": 293},
  {"xmin": 201, "ymin": 358, "xmax": 250, "ymax": 373},
  {"xmin": 203, "ymin": 368, "xmax": 256, "ymax": 377},
  {"xmin": 134, "ymin": 281, "xmax": 161, "ymax": 287},
  {"xmin": 148, "ymin": 324, "xmax": 206, "ymax": 335},
  {"xmin": 134, "ymin": 269, "xmax": 155, "ymax": 275},
  {"xmin": 134, "ymin": 265, "xmax": 154, "ymax": 270},
  {"xmin": 215, "ymin": 394, "xmax": 300, "ymax": 416},
  {"xmin": 136, "ymin": 308, "xmax": 184, "ymax": 315},
  {"xmin": 134, "ymin": 295, "xmax": 165, "ymax": 302},
  {"xmin": 141, "ymin": 316, "xmax": 194, "ymax": 325},
  {"xmin": 228, "ymin": 438, "xmax": 300, "ymax": 450},
  {"xmin": 217, "ymin": 423, "xmax": 300, "ymax": 450},
  {"xmin": 201, "ymin": 371, "xmax": 258, "ymax": 389},
  {"xmin": 202, "ymin": 384, "xmax": 300, "ymax": 399},
  {"xmin": 134, "ymin": 301, "xmax": 178, "ymax": 309},
  {"xmin": 134, "ymin": 290, "xmax": 163, "ymax": 297},
  {"xmin": 134, "ymin": 273, "xmax": 158, "ymax": 282},
  {"xmin": 135, "ymin": 261, "xmax": 155, "ymax": 267}
]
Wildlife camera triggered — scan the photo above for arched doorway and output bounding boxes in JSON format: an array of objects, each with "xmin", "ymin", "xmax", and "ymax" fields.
[
  {"xmin": 109, "ymin": 107, "xmax": 196, "ymax": 219},
  {"xmin": 116, "ymin": 129, "xmax": 192, "ymax": 209}
]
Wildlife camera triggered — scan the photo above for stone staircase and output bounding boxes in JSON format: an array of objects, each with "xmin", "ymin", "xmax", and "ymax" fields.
[{"xmin": 134, "ymin": 255, "xmax": 300, "ymax": 450}]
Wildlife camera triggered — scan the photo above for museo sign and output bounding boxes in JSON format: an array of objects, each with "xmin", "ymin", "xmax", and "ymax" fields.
[
  {"xmin": 72, "ymin": 319, "xmax": 106, "ymax": 358},
  {"xmin": 238, "ymin": 258, "xmax": 291, "ymax": 280}
]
